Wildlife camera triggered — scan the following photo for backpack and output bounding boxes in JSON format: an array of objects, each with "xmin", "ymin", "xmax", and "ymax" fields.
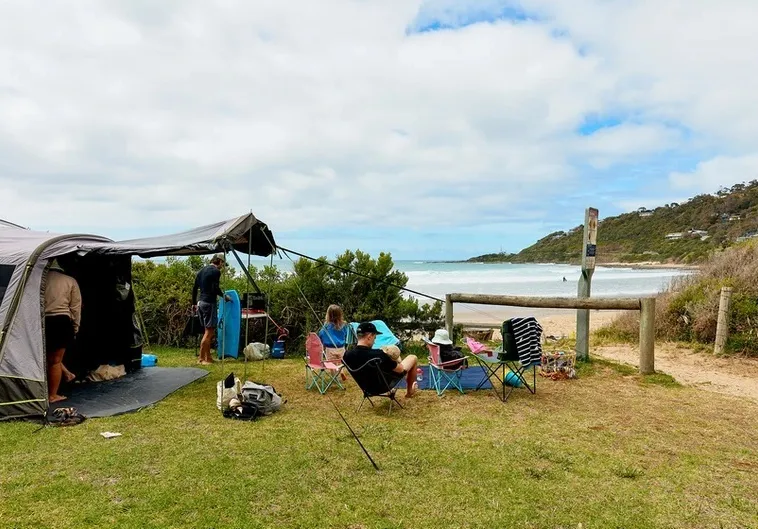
[{"xmin": 240, "ymin": 381, "xmax": 284, "ymax": 415}]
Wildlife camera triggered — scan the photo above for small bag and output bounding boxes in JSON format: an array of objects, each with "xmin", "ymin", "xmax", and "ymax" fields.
[
  {"xmin": 240, "ymin": 381, "xmax": 284, "ymax": 415},
  {"xmin": 48, "ymin": 407, "xmax": 86, "ymax": 426}
]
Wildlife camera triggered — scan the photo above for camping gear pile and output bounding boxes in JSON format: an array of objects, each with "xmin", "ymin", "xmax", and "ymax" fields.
[
  {"xmin": 217, "ymin": 372, "xmax": 285, "ymax": 421},
  {"xmin": 540, "ymin": 350, "xmax": 577, "ymax": 380}
]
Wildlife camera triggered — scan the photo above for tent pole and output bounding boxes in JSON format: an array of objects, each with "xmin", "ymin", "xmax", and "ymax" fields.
[
  {"xmin": 220, "ymin": 249, "xmax": 227, "ymax": 376},
  {"xmin": 244, "ymin": 217, "xmax": 252, "ymax": 381}
]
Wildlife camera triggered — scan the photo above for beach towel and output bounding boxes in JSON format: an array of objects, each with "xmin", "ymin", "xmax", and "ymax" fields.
[{"xmin": 506, "ymin": 317, "xmax": 543, "ymax": 366}]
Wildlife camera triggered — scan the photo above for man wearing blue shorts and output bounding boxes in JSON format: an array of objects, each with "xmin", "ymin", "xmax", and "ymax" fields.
[{"xmin": 192, "ymin": 254, "xmax": 231, "ymax": 364}]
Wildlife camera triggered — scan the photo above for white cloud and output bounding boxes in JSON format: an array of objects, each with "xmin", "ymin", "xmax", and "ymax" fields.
[
  {"xmin": 0, "ymin": 0, "xmax": 757, "ymax": 257},
  {"xmin": 670, "ymin": 155, "xmax": 758, "ymax": 192}
]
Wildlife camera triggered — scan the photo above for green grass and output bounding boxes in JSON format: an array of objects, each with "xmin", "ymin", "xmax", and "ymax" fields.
[{"xmin": 1, "ymin": 347, "xmax": 757, "ymax": 528}]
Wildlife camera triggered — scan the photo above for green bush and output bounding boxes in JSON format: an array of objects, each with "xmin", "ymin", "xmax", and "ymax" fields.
[
  {"xmin": 131, "ymin": 250, "xmax": 443, "ymax": 350},
  {"xmin": 598, "ymin": 240, "xmax": 758, "ymax": 355}
]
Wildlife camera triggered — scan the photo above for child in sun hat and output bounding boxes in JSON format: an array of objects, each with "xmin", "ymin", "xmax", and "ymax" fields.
[{"xmin": 431, "ymin": 329, "xmax": 468, "ymax": 369}]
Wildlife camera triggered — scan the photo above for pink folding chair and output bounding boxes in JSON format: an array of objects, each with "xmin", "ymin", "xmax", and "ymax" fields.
[
  {"xmin": 423, "ymin": 337, "xmax": 468, "ymax": 396},
  {"xmin": 305, "ymin": 333, "xmax": 344, "ymax": 394}
]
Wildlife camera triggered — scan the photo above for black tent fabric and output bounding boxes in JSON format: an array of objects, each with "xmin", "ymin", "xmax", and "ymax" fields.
[{"xmin": 48, "ymin": 367, "xmax": 208, "ymax": 418}]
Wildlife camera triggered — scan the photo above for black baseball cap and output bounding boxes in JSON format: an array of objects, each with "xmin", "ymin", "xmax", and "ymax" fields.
[{"xmin": 356, "ymin": 322, "xmax": 382, "ymax": 335}]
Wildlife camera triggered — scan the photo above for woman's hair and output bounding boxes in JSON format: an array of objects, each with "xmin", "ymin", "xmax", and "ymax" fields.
[{"xmin": 325, "ymin": 304, "xmax": 344, "ymax": 329}]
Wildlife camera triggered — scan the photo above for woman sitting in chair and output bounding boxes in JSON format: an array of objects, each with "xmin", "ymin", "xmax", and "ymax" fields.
[
  {"xmin": 318, "ymin": 304, "xmax": 349, "ymax": 362},
  {"xmin": 432, "ymin": 329, "xmax": 468, "ymax": 369}
]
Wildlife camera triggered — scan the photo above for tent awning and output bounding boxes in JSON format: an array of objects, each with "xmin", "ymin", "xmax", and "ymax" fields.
[{"xmin": 83, "ymin": 213, "xmax": 276, "ymax": 258}]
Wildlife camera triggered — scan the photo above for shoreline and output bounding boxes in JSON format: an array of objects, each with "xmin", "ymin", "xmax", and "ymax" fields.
[{"xmin": 455, "ymin": 260, "xmax": 698, "ymax": 270}]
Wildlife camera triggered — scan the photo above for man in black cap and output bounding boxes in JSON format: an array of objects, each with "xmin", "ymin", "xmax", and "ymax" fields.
[
  {"xmin": 343, "ymin": 322, "xmax": 419, "ymax": 398},
  {"xmin": 192, "ymin": 254, "xmax": 231, "ymax": 364}
]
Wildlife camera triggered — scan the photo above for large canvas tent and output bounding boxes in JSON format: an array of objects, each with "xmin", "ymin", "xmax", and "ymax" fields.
[{"xmin": 0, "ymin": 214, "xmax": 275, "ymax": 420}]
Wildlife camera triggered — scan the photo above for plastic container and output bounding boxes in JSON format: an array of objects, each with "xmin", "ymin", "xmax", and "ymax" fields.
[
  {"xmin": 271, "ymin": 340, "xmax": 285, "ymax": 359},
  {"xmin": 141, "ymin": 354, "xmax": 157, "ymax": 367}
]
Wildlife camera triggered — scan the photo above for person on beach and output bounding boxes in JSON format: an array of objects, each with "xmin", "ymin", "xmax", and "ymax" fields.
[
  {"xmin": 343, "ymin": 322, "xmax": 418, "ymax": 398},
  {"xmin": 44, "ymin": 259, "xmax": 82, "ymax": 403},
  {"xmin": 192, "ymin": 254, "xmax": 231, "ymax": 365},
  {"xmin": 318, "ymin": 304, "xmax": 349, "ymax": 362}
]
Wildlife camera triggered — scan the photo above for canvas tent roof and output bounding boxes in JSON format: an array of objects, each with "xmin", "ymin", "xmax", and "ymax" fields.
[
  {"xmin": 0, "ymin": 219, "xmax": 27, "ymax": 229},
  {"xmin": 86, "ymin": 213, "xmax": 276, "ymax": 258},
  {"xmin": 0, "ymin": 213, "xmax": 275, "ymax": 263}
]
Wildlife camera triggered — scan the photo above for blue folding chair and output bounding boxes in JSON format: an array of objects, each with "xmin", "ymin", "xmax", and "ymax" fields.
[
  {"xmin": 348, "ymin": 320, "xmax": 401, "ymax": 349},
  {"xmin": 423, "ymin": 338, "xmax": 469, "ymax": 396}
]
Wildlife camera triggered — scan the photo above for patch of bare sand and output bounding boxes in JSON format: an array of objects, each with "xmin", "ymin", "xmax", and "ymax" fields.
[
  {"xmin": 593, "ymin": 343, "xmax": 758, "ymax": 404},
  {"xmin": 458, "ymin": 308, "xmax": 627, "ymax": 339}
]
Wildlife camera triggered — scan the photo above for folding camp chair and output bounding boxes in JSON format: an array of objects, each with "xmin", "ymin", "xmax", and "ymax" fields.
[
  {"xmin": 423, "ymin": 337, "xmax": 468, "ymax": 396},
  {"xmin": 304, "ymin": 333, "xmax": 345, "ymax": 394},
  {"xmin": 495, "ymin": 319, "xmax": 537, "ymax": 401},
  {"xmin": 343, "ymin": 357, "xmax": 405, "ymax": 415}
]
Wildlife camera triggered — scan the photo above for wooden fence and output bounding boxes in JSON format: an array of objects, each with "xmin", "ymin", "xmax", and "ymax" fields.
[{"xmin": 446, "ymin": 293, "xmax": 656, "ymax": 375}]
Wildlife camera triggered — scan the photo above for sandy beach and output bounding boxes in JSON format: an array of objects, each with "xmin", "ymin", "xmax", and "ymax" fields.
[{"xmin": 455, "ymin": 305, "xmax": 628, "ymax": 338}]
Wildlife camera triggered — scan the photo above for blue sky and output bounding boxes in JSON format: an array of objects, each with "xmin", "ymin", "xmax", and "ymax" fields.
[{"xmin": 1, "ymin": 0, "xmax": 757, "ymax": 260}]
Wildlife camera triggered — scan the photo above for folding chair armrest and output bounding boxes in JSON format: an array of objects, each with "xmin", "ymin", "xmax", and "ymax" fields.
[{"xmin": 433, "ymin": 356, "xmax": 472, "ymax": 369}]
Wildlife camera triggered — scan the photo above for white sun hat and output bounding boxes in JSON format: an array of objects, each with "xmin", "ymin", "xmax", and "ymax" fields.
[{"xmin": 431, "ymin": 329, "xmax": 453, "ymax": 345}]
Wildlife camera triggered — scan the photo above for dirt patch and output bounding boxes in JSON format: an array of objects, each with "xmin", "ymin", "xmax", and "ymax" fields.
[{"xmin": 593, "ymin": 343, "xmax": 758, "ymax": 404}]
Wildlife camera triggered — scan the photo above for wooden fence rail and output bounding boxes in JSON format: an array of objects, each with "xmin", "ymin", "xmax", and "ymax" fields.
[{"xmin": 445, "ymin": 293, "xmax": 655, "ymax": 375}]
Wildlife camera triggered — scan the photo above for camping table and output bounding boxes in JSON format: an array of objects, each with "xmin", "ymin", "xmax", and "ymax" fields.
[{"xmin": 471, "ymin": 354, "xmax": 524, "ymax": 403}]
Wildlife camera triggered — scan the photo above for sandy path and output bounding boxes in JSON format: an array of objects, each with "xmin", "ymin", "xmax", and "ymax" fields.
[
  {"xmin": 458, "ymin": 310, "xmax": 758, "ymax": 404},
  {"xmin": 593, "ymin": 343, "xmax": 758, "ymax": 404}
]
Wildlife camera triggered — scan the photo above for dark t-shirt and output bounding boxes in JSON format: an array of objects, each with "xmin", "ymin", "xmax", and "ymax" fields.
[
  {"xmin": 192, "ymin": 265, "xmax": 224, "ymax": 304},
  {"xmin": 343, "ymin": 345, "xmax": 399, "ymax": 374}
]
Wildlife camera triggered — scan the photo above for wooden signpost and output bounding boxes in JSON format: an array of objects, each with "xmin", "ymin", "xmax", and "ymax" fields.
[{"xmin": 576, "ymin": 207, "xmax": 598, "ymax": 361}]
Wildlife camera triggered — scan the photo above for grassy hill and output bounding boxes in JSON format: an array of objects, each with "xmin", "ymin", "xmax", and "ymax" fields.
[{"xmin": 469, "ymin": 181, "xmax": 758, "ymax": 264}]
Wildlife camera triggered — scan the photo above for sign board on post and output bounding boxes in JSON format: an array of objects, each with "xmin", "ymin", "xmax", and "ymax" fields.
[
  {"xmin": 583, "ymin": 207, "xmax": 598, "ymax": 271},
  {"xmin": 576, "ymin": 207, "xmax": 598, "ymax": 360}
]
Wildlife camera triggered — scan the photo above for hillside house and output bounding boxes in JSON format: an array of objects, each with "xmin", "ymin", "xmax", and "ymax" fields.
[
  {"xmin": 729, "ymin": 214, "xmax": 742, "ymax": 221},
  {"xmin": 665, "ymin": 232, "xmax": 683, "ymax": 240},
  {"xmin": 637, "ymin": 208, "xmax": 653, "ymax": 217},
  {"xmin": 736, "ymin": 231, "xmax": 758, "ymax": 243}
]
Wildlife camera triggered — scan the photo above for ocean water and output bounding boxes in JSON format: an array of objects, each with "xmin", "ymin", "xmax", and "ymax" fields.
[
  {"xmin": 398, "ymin": 261, "xmax": 691, "ymax": 301},
  {"xmin": 251, "ymin": 259, "xmax": 691, "ymax": 301}
]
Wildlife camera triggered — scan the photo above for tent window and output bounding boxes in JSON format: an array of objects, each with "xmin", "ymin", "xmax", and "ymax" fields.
[{"xmin": 0, "ymin": 264, "xmax": 14, "ymax": 305}]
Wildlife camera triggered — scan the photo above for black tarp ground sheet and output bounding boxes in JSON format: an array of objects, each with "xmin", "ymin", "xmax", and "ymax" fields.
[{"xmin": 48, "ymin": 367, "xmax": 208, "ymax": 418}]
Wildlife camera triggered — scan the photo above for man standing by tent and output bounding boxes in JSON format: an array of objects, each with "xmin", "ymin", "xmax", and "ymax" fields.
[
  {"xmin": 192, "ymin": 255, "xmax": 231, "ymax": 364},
  {"xmin": 44, "ymin": 259, "xmax": 82, "ymax": 403}
]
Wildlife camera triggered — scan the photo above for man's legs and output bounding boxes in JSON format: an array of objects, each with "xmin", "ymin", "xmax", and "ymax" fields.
[
  {"xmin": 47, "ymin": 348, "xmax": 67, "ymax": 403},
  {"xmin": 197, "ymin": 301, "xmax": 218, "ymax": 364},
  {"xmin": 200, "ymin": 328, "xmax": 215, "ymax": 364},
  {"xmin": 400, "ymin": 354, "xmax": 418, "ymax": 397}
]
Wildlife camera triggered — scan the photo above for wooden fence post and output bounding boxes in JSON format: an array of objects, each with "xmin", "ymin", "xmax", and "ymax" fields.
[
  {"xmin": 445, "ymin": 294, "xmax": 454, "ymax": 340},
  {"xmin": 714, "ymin": 286, "xmax": 733, "ymax": 355},
  {"xmin": 639, "ymin": 297, "xmax": 656, "ymax": 375}
]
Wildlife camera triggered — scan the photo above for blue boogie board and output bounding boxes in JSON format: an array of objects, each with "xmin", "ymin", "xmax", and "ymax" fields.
[{"xmin": 217, "ymin": 290, "xmax": 241, "ymax": 359}]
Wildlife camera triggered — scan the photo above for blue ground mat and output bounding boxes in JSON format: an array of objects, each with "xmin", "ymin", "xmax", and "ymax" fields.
[
  {"xmin": 49, "ymin": 367, "xmax": 208, "ymax": 418},
  {"xmin": 395, "ymin": 365, "xmax": 493, "ymax": 390}
]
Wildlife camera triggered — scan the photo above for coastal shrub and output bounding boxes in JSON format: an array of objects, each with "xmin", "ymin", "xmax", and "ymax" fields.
[
  {"xmin": 597, "ymin": 241, "xmax": 758, "ymax": 355},
  {"xmin": 131, "ymin": 250, "xmax": 443, "ymax": 348}
]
